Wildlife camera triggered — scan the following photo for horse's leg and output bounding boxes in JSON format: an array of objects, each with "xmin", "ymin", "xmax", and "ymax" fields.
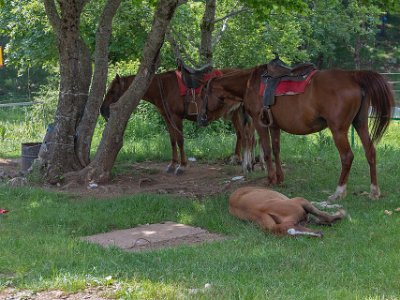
[
  {"xmin": 328, "ymin": 127, "xmax": 354, "ymax": 201},
  {"xmin": 164, "ymin": 115, "xmax": 180, "ymax": 174},
  {"xmin": 173, "ymin": 117, "xmax": 186, "ymax": 175},
  {"xmin": 252, "ymin": 120, "xmax": 276, "ymax": 184},
  {"xmin": 353, "ymin": 122, "xmax": 380, "ymax": 199},
  {"xmin": 293, "ymin": 197, "xmax": 346, "ymax": 225},
  {"xmin": 240, "ymin": 114, "xmax": 256, "ymax": 173},
  {"xmin": 270, "ymin": 126, "xmax": 284, "ymax": 184},
  {"xmin": 230, "ymin": 109, "xmax": 242, "ymax": 165},
  {"xmin": 258, "ymin": 215, "xmax": 323, "ymax": 237}
]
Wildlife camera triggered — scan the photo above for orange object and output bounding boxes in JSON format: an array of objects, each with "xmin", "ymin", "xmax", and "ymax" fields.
[{"xmin": 0, "ymin": 46, "xmax": 3, "ymax": 68}]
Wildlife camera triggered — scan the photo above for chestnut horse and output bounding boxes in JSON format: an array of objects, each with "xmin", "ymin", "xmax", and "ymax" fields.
[
  {"xmin": 200, "ymin": 65, "xmax": 394, "ymax": 200},
  {"xmin": 101, "ymin": 70, "xmax": 252, "ymax": 174},
  {"xmin": 229, "ymin": 186, "xmax": 346, "ymax": 237}
]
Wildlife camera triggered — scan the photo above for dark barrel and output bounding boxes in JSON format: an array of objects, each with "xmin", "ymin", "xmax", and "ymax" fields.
[{"xmin": 21, "ymin": 142, "xmax": 42, "ymax": 172}]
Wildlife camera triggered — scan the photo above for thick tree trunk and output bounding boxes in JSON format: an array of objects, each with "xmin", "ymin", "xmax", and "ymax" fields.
[
  {"xmin": 75, "ymin": 0, "xmax": 122, "ymax": 167},
  {"xmin": 66, "ymin": 0, "xmax": 179, "ymax": 183},
  {"xmin": 199, "ymin": 0, "xmax": 216, "ymax": 65},
  {"xmin": 40, "ymin": 0, "xmax": 91, "ymax": 182}
]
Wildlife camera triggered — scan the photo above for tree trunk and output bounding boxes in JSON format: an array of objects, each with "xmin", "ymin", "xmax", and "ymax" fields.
[
  {"xmin": 199, "ymin": 0, "xmax": 216, "ymax": 65},
  {"xmin": 353, "ymin": 36, "xmax": 362, "ymax": 70},
  {"xmin": 66, "ymin": 0, "xmax": 179, "ymax": 184},
  {"xmin": 40, "ymin": 0, "xmax": 91, "ymax": 182},
  {"xmin": 75, "ymin": 0, "xmax": 122, "ymax": 167}
]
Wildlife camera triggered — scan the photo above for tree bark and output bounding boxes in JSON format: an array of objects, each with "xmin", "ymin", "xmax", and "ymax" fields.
[
  {"xmin": 67, "ymin": 0, "xmax": 179, "ymax": 183},
  {"xmin": 39, "ymin": 0, "xmax": 91, "ymax": 182},
  {"xmin": 75, "ymin": 0, "xmax": 122, "ymax": 167},
  {"xmin": 199, "ymin": 0, "xmax": 216, "ymax": 65}
]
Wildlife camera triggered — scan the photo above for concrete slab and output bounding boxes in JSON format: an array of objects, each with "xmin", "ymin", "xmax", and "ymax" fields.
[{"xmin": 81, "ymin": 221, "xmax": 226, "ymax": 252}]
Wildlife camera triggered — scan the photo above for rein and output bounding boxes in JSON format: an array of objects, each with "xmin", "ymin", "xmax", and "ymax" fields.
[
  {"xmin": 200, "ymin": 76, "xmax": 215, "ymax": 121},
  {"xmin": 157, "ymin": 77, "xmax": 185, "ymax": 138}
]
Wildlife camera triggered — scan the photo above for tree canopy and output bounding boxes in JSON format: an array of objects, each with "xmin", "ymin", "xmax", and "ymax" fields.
[
  {"xmin": 1, "ymin": 0, "xmax": 399, "ymax": 72},
  {"xmin": 0, "ymin": 0, "xmax": 399, "ymax": 183}
]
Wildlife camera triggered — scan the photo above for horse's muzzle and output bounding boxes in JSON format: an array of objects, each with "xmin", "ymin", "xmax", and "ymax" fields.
[{"xmin": 197, "ymin": 114, "xmax": 209, "ymax": 127}]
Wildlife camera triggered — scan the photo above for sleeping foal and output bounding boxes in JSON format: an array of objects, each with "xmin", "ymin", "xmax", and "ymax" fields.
[{"xmin": 229, "ymin": 187, "xmax": 346, "ymax": 237}]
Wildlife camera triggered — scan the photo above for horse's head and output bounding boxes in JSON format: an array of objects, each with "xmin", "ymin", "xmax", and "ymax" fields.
[
  {"xmin": 100, "ymin": 74, "xmax": 126, "ymax": 121},
  {"xmin": 197, "ymin": 71, "xmax": 248, "ymax": 127},
  {"xmin": 197, "ymin": 79, "xmax": 214, "ymax": 127}
]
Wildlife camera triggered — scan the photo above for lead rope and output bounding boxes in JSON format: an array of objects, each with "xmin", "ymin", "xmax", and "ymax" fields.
[{"xmin": 157, "ymin": 77, "xmax": 186, "ymax": 138}]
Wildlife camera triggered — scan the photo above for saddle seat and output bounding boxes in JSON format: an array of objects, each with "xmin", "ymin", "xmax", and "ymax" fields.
[
  {"xmin": 259, "ymin": 54, "xmax": 317, "ymax": 126},
  {"xmin": 177, "ymin": 58, "xmax": 213, "ymax": 89},
  {"xmin": 263, "ymin": 60, "xmax": 316, "ymax": 80}
]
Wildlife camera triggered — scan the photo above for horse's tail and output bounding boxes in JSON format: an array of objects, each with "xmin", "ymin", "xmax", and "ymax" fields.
[{"xmin": 353, "ymin": 71, "xmax": 395, "ymax": 143}]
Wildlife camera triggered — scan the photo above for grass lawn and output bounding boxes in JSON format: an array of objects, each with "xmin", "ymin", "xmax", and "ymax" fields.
[{"xmin": 1, "ymin": 120, "xmax": 399, "ymax": 299}]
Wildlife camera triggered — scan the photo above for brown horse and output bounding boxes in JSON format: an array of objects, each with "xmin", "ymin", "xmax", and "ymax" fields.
[
  {"xmin": 200, "ymin": 65, "xmax": 394, "ymax": 200},
  {"xmin": 229, "ymin": 186, "xmax": 346, "ymax": 237},
  {"xmin": 198, "ymin": 68, "xmax": 260, "ymax": 172},
  {"xmin": 101, "ymin": 70, "xmax": 252, "ymax": 174}
]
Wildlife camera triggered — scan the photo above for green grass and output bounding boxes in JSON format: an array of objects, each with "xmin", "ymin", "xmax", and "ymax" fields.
[
  {"xmin": 1, "ymin": 93, "xmax": 400, "ymax": 299},
  {"xmin": 1, "ymin": 183, "xmax": 400, "ymax": 299},
  {"xmin": 1, "ymin": 122, "xmax": 400, "ymax": 299}
]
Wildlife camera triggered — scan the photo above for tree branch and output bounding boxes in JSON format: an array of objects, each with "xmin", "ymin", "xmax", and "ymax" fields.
[
  {"xmin": 213, "ymin": 7, "xmax": 250, "ymax": 24},
  {"xmin": 43, "ymin": 0, "xmax": 61, "ymax": 36},
  {"xmin": 76, "ymin": 0, "xmax": 122, "ymax": 167}
]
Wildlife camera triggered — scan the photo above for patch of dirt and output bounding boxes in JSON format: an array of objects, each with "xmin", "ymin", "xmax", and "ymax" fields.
[
  {"xmin": 0, "ymin": 159, "xmax": 267, "ymax": 199},
  {"xmin": 0, "ymin": 287, "xmax": 113, "ymax": 300},
  {"xmin": 53, "ymin": 160, "xmax": 267, "ymax": 199},
  {"xmin": 0, "ymin": 158, "xmax": 21, "ymax": 180}
]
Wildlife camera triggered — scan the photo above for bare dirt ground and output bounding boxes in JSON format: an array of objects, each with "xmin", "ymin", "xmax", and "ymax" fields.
[
  {"xmin": 1, "ymin": 158, "xmax": 267, "ymax": 199},
  {"xmin": 0, "ymin": 287, "xmax": 113, "ymax": 300}
]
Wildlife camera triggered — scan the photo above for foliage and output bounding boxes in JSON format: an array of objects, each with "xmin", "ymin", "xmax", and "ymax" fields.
[{"xmin": 1, "ymin": 0, "xmax": 398, "ymax": 73}]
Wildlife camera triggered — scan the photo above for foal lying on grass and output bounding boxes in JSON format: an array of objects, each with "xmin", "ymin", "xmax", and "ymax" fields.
[{"xmin": 229, "ymin": 187, "xmax": 346, "ymax": 238}]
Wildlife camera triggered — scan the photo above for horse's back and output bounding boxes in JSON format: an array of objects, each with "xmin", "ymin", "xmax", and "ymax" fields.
[
  {"xmin": 229, "ymin": 187, "xmax": 307, "ymax": 224},
  {"xmin": 229, "ymin": 187, "xmax": 289, "ymax": 212}
]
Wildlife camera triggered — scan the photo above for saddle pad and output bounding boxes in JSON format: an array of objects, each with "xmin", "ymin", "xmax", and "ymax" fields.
[
  {"xmin": 259, "ymin": 69, "xmax": 318, "ymax": 97},
  {"xmin": 175, "ymin": 69, "xmax": 223, "ymax": 96}
]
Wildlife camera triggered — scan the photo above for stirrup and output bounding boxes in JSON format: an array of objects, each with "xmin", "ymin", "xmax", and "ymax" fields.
[
  {"xmin": 188, "ymin": 101, "xmax": 198, "ymax": 115},
  {"xmin": 260, "ymin": 107, "xmax": 273, "ymax": 127},
  {"xmin": 187, "ymin": 89, "xmax": 198, "ymax": 116}
]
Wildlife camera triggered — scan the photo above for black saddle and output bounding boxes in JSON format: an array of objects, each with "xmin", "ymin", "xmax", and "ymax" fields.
[
  {"xmin": 263, "ymin": 54, "xmax": 316, "ymax": 80},
  {"xmin": 177, "ymin": 58, "xmax": 213, "ymax": 89},
  {"xmin": 261, "ymin": 54, "xmax": 316, "ymax": 109}
]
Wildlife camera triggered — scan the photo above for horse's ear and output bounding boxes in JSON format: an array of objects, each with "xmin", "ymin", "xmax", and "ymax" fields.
[{"xmin": 116, "ymin": 74, "xmax": 121, "ymax": 82}]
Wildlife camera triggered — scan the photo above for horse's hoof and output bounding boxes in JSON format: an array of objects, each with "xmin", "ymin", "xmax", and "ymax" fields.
[
  {"xmin": 276, "ymin": 173, "xmax": 284, "ymax": 184},
  {"xmin": 369, "ymin": 184, "xmax": 381, "ymax": 200},
  {"xmin": 267, "ymin": 175, "xmax": 277, "ymax": 185},
  {"xmin": 327, "ymin": 185, "xmax": 347, "ymax": 202},
  {"xmin": 175, "ymin": 165, "xmax": 184, "ymax": 176},
  {"xmin": 166, "ymin": 164, "xmax": 176, "ymax": 173},
  {"xmin": 241, "ymin": 163, "xmax": 252, "ymax": 174}
]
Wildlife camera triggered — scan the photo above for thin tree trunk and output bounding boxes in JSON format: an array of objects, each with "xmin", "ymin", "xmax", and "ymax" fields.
[
  {"xmin": 75, "ymin": 0, "xmax": 122, "ymax": 167},
  {"xmin": 66, "ymin": 0, "xmax": 179, "ymax": 184},
  {"xmin": 353, "ymin": 36, "xmax": 362, "ymax": 70},
  {"xmin": 199, "ymin": 0, "xmax": 216, "ymax": 65}
]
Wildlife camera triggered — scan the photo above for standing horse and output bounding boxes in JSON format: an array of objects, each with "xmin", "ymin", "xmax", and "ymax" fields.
[
  {"xmin": 200, "ymin": 65, "xmax": 394, "ymax": 200},
  {"xmin": 101, "ymin": 70, "xmax": 251, "ymax": 174},
  {"xmin": 198, "ymin": 68, "xmax": 262, "ymax": 172}
]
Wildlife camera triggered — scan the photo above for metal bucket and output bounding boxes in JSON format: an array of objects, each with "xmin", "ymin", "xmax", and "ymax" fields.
[{"xmin": 21, "ymin": 142, "xmax": 42, "ymax": 172}]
